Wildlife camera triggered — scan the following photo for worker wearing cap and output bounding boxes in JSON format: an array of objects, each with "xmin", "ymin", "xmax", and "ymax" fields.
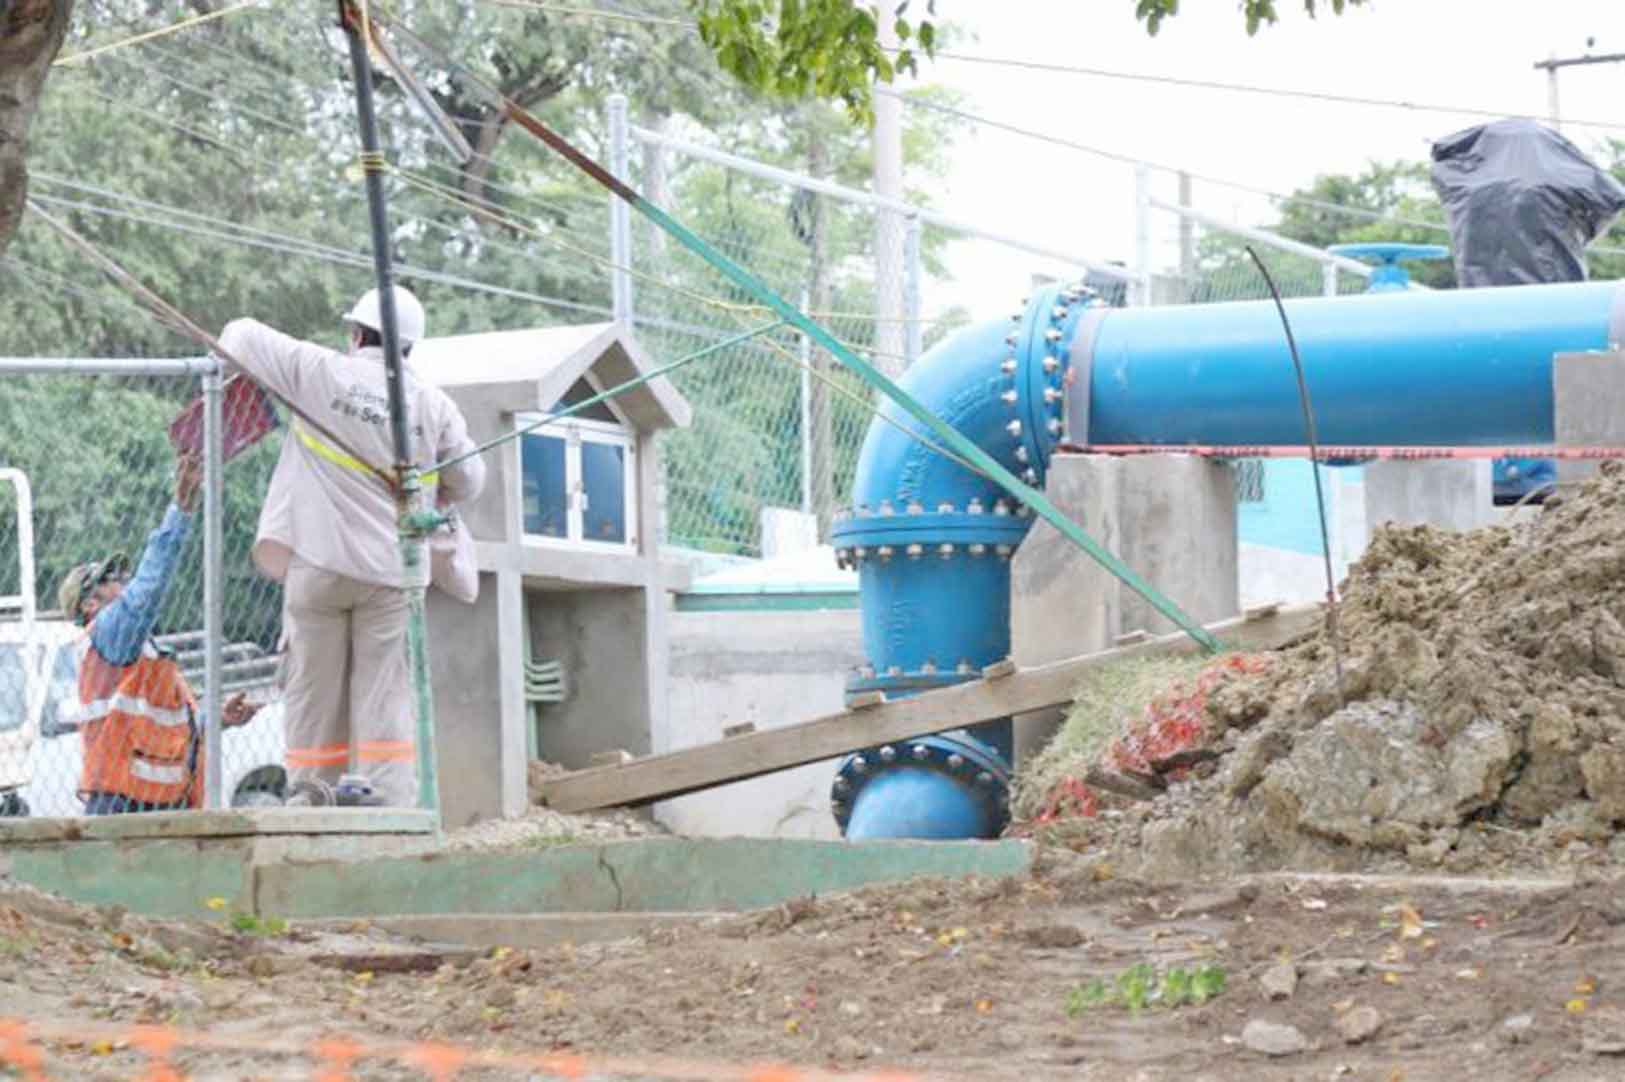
[
  {"xmin": 217, "ymin": 286, "xmax": 485, "ymax": 807},
  {"xmin": 58, "ymin": 452, "xmax": 260, "ymax": 815}
]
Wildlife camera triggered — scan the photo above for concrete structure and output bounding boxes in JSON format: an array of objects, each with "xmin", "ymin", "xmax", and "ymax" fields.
[
  {"xmin": 1237, "ymin": 457, "xmax": 1497, "ymax": 608},
  {"xmin": 1011, "ymin": 452, "xmax": 1239, "ymax": 763},
  {"xmin": 414, "ymin": 323, "xmax": 691, "ymax": 829},
  {"xmin": 657, "ymin": 609, "xmax": 862, "ymax": 840},
  {"xmin": 0, "ymin": 808, "xmax": 1031, "ymax": 921},
  {"xmin": 1364, "ymin": 460, "xmax": 1495, "ymax": 532},
  {"xmin": 1554, "ymin": 349, "xmax": 1625, "ymax": 485}
]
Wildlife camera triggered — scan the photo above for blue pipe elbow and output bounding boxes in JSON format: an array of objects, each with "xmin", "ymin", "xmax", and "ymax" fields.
[{"xmin": 830, "ymin": 283, "xmax": 1098, "ymax": 839}]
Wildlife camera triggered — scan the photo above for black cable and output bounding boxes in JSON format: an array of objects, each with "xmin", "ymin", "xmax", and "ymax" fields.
[{"xmin": 1246, "ymin": 244, "xmax": 1346, "ymax": 702}]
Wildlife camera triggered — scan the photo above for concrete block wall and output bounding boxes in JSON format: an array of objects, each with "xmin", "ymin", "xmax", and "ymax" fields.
[
  {"xmin": 655, "ymin": 609, "xmax": 863, "ymax": 840},
  {"xmin": 1010, "ymin": 453, "xmax": 1240, "ymax": 763}
]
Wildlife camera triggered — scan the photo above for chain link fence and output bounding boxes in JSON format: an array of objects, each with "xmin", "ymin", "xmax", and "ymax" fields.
[
  {"xmin": 622, "ymin": 127, "xmax": 1104, "ymax": 558},
  {"xmin": 0, "ymin": 243, "xmax": 287, "ymax": 819}
]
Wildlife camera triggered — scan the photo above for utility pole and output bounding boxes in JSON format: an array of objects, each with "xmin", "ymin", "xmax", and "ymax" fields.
[
  {"xmin": 1533, "ymin": 46, "xmax": 1625, "ymax": 134},
  {"xmin": 871, "ymin": 18, "xmax": 906, "ymax": 378}
]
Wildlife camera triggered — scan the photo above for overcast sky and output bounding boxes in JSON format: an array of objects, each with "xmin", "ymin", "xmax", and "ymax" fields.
[{"xmin": 904, "ymin": 0, "xmax": 1625, "ymax": 314}]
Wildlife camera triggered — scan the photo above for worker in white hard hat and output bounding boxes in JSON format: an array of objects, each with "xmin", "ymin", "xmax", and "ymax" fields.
[{"xmin": 215, "ymin": 285, "xmax": 486, "ymax": 807}]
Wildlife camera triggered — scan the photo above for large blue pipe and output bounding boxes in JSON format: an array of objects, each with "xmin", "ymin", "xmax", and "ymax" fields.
[{"xmin": 832, "ymin": 278, "xmax": 1625, "ymax": 840}]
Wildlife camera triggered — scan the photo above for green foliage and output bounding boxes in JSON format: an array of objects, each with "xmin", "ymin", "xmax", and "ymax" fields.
[
  {"xmin": 228, "ymin": 911, "xmax": 288, "ymax": 937},
  {"xmin": 1136, "ymin": 0, "xmax": 1367, "ymax": 36},
  {"xmin": 689, "ymin": 1, "xmax": 936, "ymax": 125},
  {"xmin": 5, "ymin": 0, "xmax": 970, "ymax": 563},
  {"xmin": 0, "ymin": 378, "xmax": 283, "ymax": 647},
  {"xmin": 1065, "ymin": 962, "xmax": 1227, "ymax": 1015}
]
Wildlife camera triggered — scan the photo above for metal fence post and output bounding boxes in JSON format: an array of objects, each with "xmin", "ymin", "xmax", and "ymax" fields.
[
  {"xmin": 201, "ymin": 364, "xmax": 224, "ymax": 810},
  {"xmin": 1134, "ymin": 163, "xmax": 1153, "ymax": 307},
  {"xmin": 903, "ymin": 213, "xmax": 922, "ymax": 367},
  {"xmin": 799, "ymin": 287, "xmax": 813, "ymax": 515},
  {"xmin": 608, "ymin": 93, "xmax": 634, "ymax": 324},
  {"xmin": 1323, "ymin": 261, "xmax": 1339, "ymax": 297}
]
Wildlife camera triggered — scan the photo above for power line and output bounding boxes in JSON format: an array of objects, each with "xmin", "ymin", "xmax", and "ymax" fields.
[
  {"xmin": 914, "ymin": 50, "xmax": 1625, "ymax": 135},
  {"xmin": 888, "ymin": 91, "xmax": 1625, "ymax": 260}
]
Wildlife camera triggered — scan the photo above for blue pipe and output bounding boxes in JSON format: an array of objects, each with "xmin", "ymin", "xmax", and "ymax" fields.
[
  {"xmin": 1078, "ymin": 281, "xmax": 1624, "ymax": 447},
  {"xmin": 833, "ymin": 277, "xmax": 1625, "ymax": 841}
]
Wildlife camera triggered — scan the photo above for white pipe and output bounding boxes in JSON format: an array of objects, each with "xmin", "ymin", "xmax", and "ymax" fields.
[
  {"xmin": 1148, "ymin": 197, "xmax": 1374, "ymax": 278},
  {"xmin": 0, "ymin": 357, "xmax": 220, "ymax": 376},
  {"xmin": 630, "ymin": 126, "xmax": 1132, "ymax": 280}
]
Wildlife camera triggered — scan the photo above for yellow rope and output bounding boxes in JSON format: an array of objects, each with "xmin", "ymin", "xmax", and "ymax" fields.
[{"xmin": 53, "ymin": 0, "xmax": 264, "ymax": 67}]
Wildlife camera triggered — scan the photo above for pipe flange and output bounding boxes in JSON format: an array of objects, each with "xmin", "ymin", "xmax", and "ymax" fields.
[
  {"xmin": 831, "ymin": 510, "xmax": 1031, "ymax": 556},
  {"xmin": 845, "ymin": 668, "xmax": 970, "ymax": 702},
  {"xmin": 831, "ymin": 732, "xmax": 1012, "ymax": 834}
]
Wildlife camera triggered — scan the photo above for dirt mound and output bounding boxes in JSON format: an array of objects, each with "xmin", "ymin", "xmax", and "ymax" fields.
[{"xmin": 1027, "ymin": 462, "xmax": 1625, "ymax": 880}]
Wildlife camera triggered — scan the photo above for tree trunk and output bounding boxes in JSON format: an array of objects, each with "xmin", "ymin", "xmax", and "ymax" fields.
[
  {"xmin": 0, "ymin": 0, "xmax": 73, "ymax": 255},
  {"xmin": 806, "ymin": 132, "xmax": 836, "ymax": 537}
]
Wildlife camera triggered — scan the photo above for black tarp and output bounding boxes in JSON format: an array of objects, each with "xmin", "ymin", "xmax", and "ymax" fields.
[{"xmin": 1430, "ymin": 118, "xmax": 1625, "ymax": 287}]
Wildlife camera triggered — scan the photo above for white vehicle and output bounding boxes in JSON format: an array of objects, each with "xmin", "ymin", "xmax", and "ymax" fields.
[{"xmin": 0, "ymin": 469, "xmax": 288, "ymax": 816}]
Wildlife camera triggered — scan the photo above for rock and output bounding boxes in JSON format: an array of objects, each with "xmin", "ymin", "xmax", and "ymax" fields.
[
  {"xmin": 1580, "ymin": 746, "xmax": 1625, "ymax": 821},
  {"xmin": 1302, "ymin": 958, "xmax": 1369, "ymax": 985},
  {"xmin": 1499, "ymin": 1014, "xmax": 1535, "ymax": 1046},
  {"xmin": 1259, "ymin": 963, "xmax": 1298, "ymax": 1001},
  {"xmin": 150, "ymin": 922, "xmax": 223, "ymax": 960},
  {"xmin": 247, "ymin": 955, "xmax": 277, "ymax": 979},
  {"xmin": 1019, "ymin": 924, "xmax": 1085, "ymax": 949},
  {"xmin": 1337, "ymin": 1005, "xmax": 1383, "ymax": 1045},
  {"xmin": 832, "ymin": 1035, "xmax": 867, "ymax": 1060},
  {"xmin": 1251, "ymin": 701, "xmax": 1515, "ymax": 849},
  {"xmin": 1581, "ymin": 1008, "xmax": 1625, "ymax": 1055},
  {"xmin": 486, "ymin": 985, "xmax": 515, "ymax": 1009},
  {"xmin": 1241, "ymin": 1019, "xmax": 1308, "ymax": 1057}
]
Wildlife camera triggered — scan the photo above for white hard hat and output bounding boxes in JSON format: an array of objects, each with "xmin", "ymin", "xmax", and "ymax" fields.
[{"xmin": 345, "ymin": 285, "xmax": 426, "ymax": 346}]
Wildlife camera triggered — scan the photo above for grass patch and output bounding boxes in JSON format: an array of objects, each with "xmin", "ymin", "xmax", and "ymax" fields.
[
  {"xmin": 1012, "ymin": 653, "xmax": 1215, "ymax": 820},
  {"xmin": 1065, "ymin": 962, "xmax": 1227, "ymax": 1015}
]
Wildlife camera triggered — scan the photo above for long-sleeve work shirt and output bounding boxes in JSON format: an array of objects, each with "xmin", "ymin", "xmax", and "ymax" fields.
[{"xmin": 217, "ymin": 319, "xmax": 486, "ymax": 588}]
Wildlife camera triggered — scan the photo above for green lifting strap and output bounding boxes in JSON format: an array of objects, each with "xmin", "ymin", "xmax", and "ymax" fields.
[{"xmin": 371, "ymin": 4, "xmax": 1221, "ymax": 655}]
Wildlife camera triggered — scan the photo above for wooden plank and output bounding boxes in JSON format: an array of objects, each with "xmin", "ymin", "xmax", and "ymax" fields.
[{"xmin": 539, "ymin": 601, "xmax": 1322, "ymax": 813}]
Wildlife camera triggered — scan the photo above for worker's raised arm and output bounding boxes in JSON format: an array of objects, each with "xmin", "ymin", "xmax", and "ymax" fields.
[
  {"xmin": 433, "ymin": 400, "xmax": 486, "ymax": 505},
  {"xmin": 217, "ymin": 318, "xmax": 339, "ymax": 410}
]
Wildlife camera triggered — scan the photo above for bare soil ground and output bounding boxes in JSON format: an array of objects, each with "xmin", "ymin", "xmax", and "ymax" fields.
[{"xmin": 2, "ymin": 854, "xmax": 1623, "ymax": 1081}]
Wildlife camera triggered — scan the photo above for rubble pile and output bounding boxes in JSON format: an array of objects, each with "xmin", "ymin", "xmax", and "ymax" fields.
[{"xmin": 1035, "ymin": 462, "xmax": 1625, "ymax": 879}]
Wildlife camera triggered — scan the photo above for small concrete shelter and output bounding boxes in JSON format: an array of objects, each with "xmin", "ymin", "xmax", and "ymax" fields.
[{"xmin": 413, "ymin": 322, "xmax": 692, "ymax": 828}]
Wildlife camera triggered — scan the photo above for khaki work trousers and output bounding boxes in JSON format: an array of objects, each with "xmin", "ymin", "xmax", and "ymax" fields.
[{"xmin": 282, "ymin": 556, "xmax": 416, "ymax": 806}]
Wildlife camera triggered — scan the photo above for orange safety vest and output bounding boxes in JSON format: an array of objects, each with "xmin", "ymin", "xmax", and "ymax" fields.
[{"xmin": 74, "ymin": 630, "xmax": 202, "ymax": 808}]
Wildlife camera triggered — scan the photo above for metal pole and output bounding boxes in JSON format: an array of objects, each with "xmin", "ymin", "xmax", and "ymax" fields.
[
  {"xmin": 608, "ymin": 93, "xmax": 634, "ymax": 324},
  {"xmin": 1322, "ymin": 261, "xmax": 1338, "ymax": 298},
  {"xmin": 872, "ymin": 19, "xmax": 906, "ymax": 379},
  {"xmin": 628, "ymin": 125, "xmax": 1122, "ymax": 278},
  {"xmin": 1533, "ymin": 52, "xmax": 1625, "ymax": 136},
  {"xmin": 1177, "ymin": 171, "xmax": 1195, "ymax": 297},
  {"xmin": 1133, "ymin": 164, "xmax": 1152, "ymax": 306},
  {"xmin": 0, "ymin": 357, "xmax": 218, "ymax": 376},
  {"xmin": 1546, "ymin": 54, "xmax": 1562, "ymax": 132},
  {"xmin": 201, "ymin": 367, "xmax": 224, "ymax": 809},
  {"xmin": 799, "ymin": 287, "xmax": 812, "ymax": 515},
  {"xmin": 903, "ymin": 214, "xmax": 922, "ymax": 367},
  {"xmin": 341, "ymin": 1, "xmax": 440, "ymax": 815}
]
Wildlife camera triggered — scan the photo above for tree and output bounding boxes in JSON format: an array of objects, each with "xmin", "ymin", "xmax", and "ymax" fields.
[
  {"xmin": 0, "ymin": 0, "xmax": 73, "ymax": 254},
  {"xmin": 1135, "ymin": 0, "xmax": 1367, "ymax": 36},
  {"xmin": 686, "ymin": 0, "xmax": 1368, "ymax": 122}
]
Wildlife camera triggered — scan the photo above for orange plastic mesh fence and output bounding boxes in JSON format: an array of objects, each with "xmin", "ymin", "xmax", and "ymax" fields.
[{"xmin": 0, "ymin": 1017, "xmax": 940, "ymax": 1082}]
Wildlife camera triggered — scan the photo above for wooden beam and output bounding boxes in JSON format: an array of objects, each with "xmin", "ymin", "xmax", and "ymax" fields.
[{"xmin": 538, "ymin": 601, "xmax": 1322, "ymax": 813}]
